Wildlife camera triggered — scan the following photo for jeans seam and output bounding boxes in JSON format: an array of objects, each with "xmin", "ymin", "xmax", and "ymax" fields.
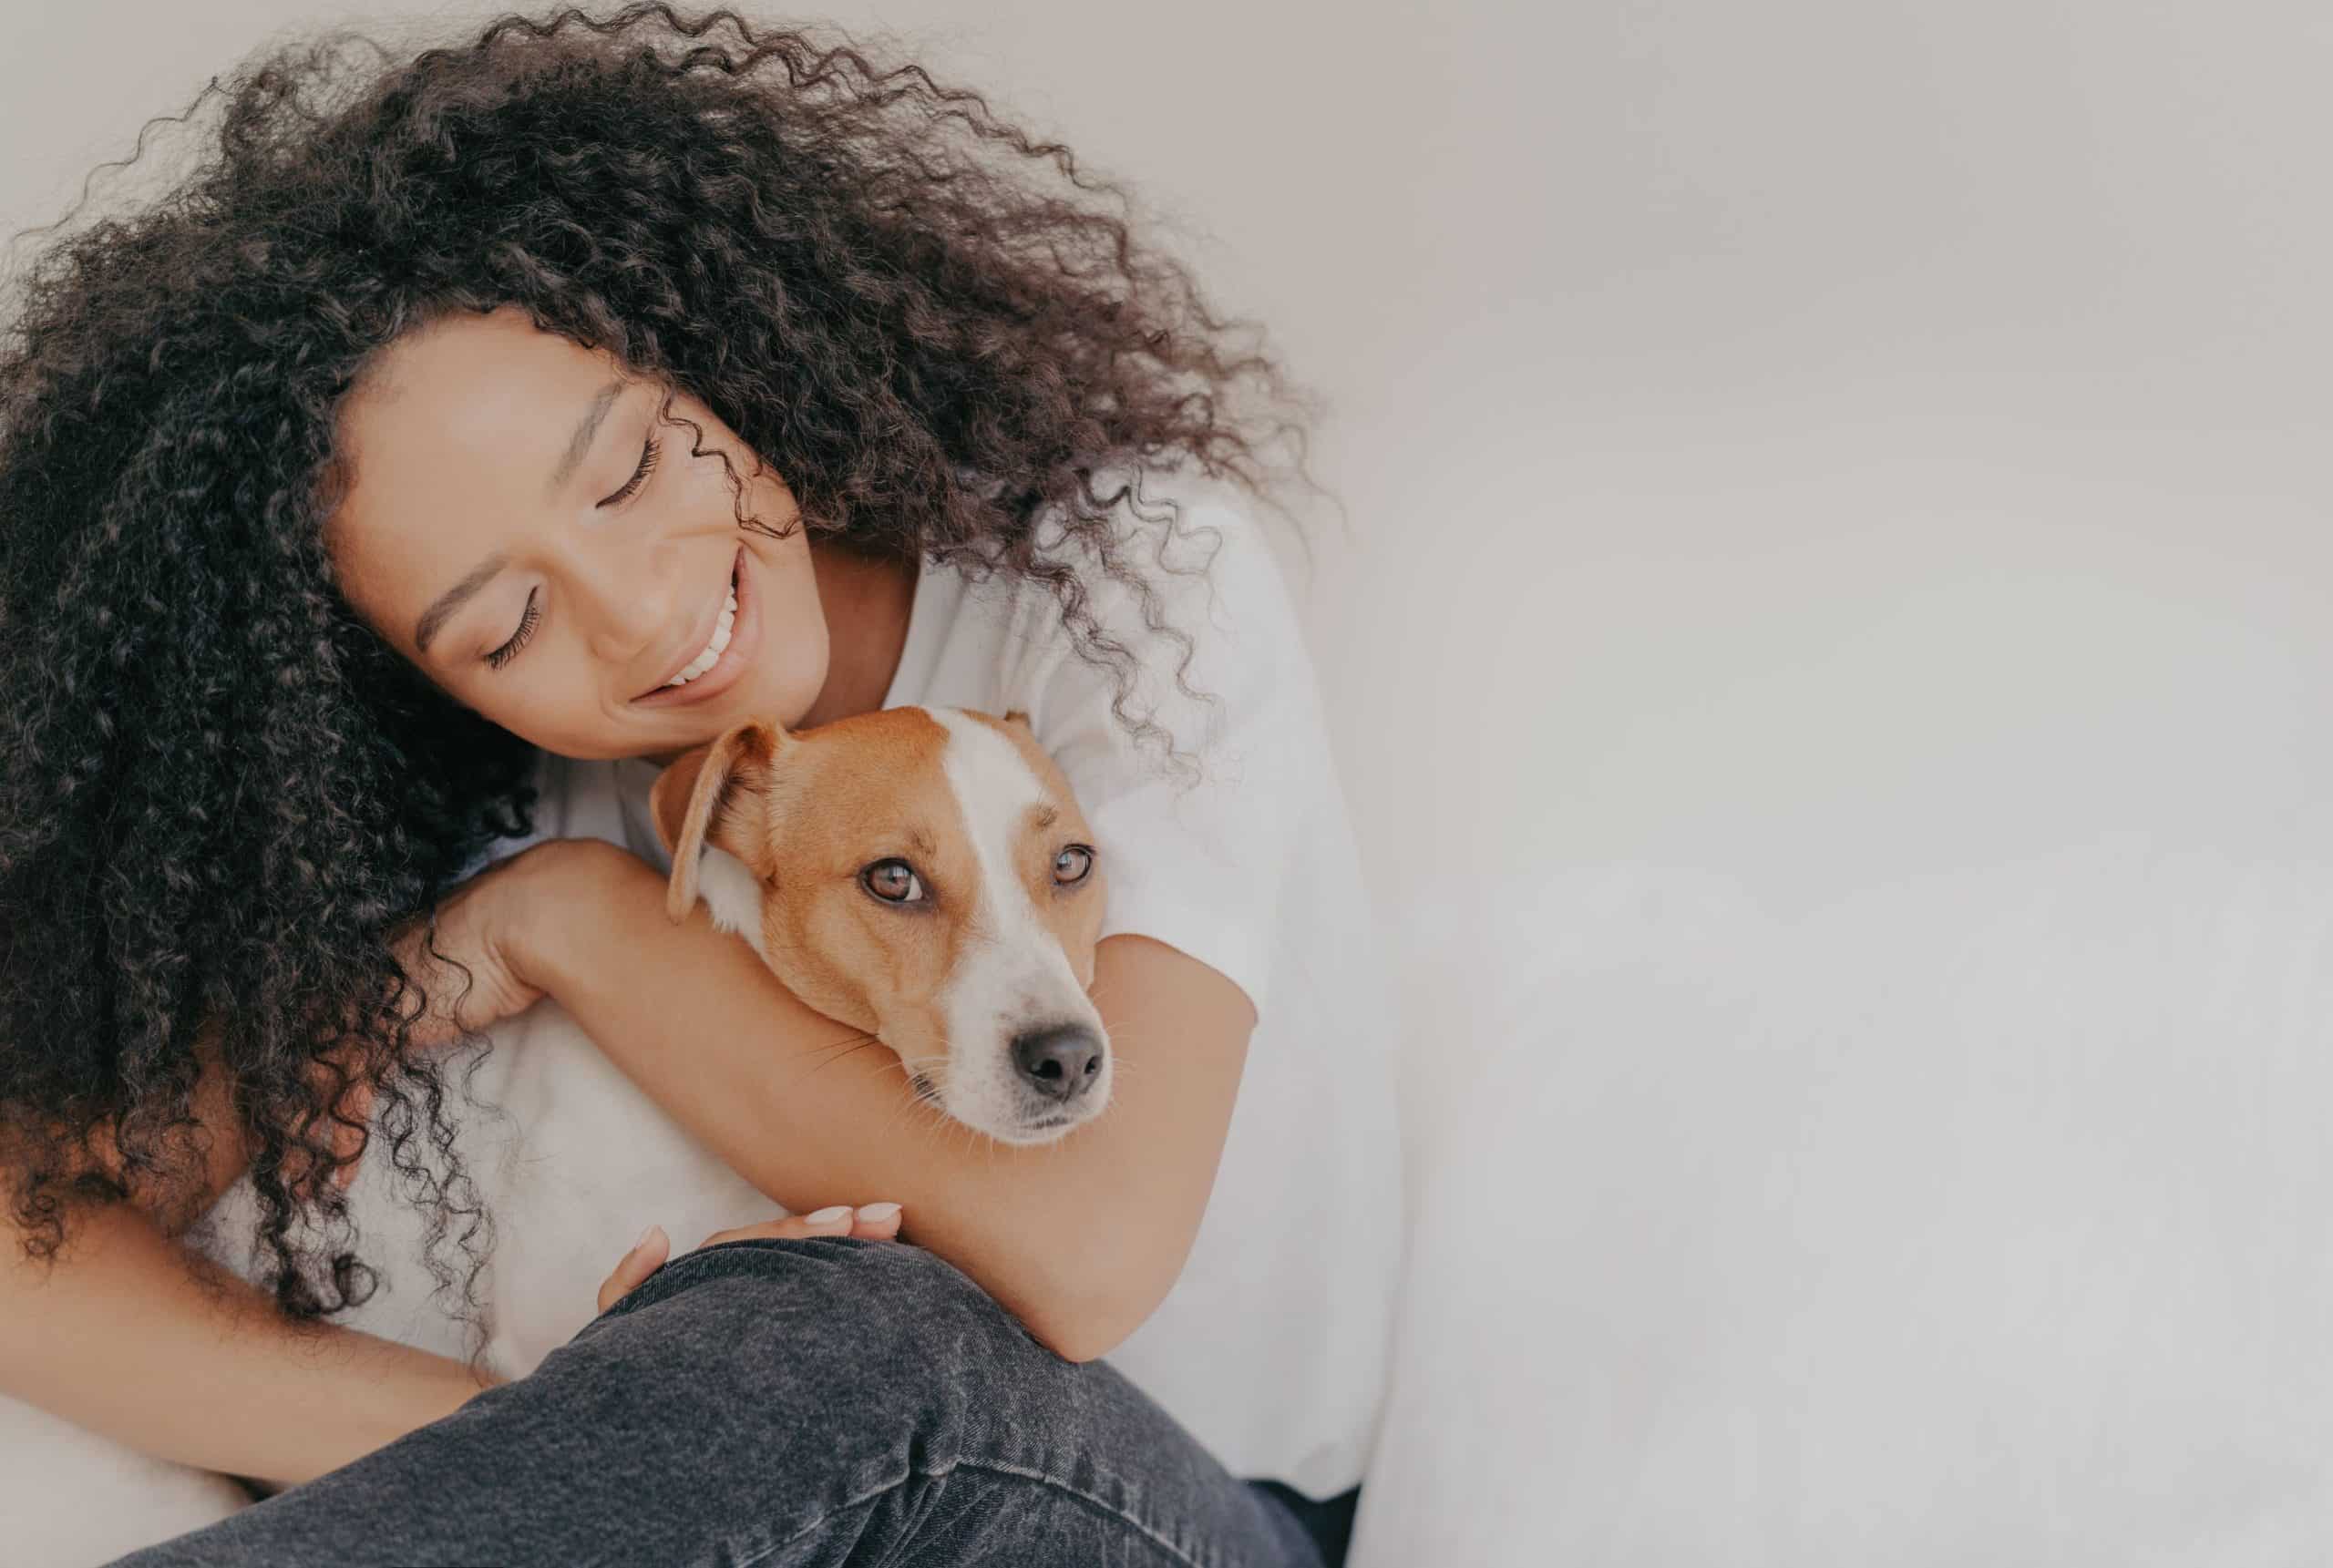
[
  {"xmin": 735, "ymin": 1455, "xmax": 1209, "ymax": 1568},
  {"xmin": 947, "ymin": 1456, "xmax": 1211, "ymax": 1567}
]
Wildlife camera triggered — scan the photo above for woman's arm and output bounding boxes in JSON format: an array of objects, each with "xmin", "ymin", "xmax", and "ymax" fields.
[
  {"xmin": 1, "ymin": 1023, "xmax": 499, "ymax": 1489},
  {"xmin": 0, "ymin": 1197, "xmax": 497, "ymax": 1490},
  {"xmin": 519, "ymin": 838, "xmax": 1257, "ymax": 1364}
]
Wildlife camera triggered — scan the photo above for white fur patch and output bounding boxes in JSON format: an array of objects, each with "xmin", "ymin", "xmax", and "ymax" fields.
[
  {"xmin": 694, "ymin": 846, "xmax": 766, "ymax": 956},
  {"xmin": 927, "ymin": 708, "xmax": 1110, "ymax": 1136}
]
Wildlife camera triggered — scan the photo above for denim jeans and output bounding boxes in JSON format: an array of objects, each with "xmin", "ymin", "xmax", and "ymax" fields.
[{"xmin": 108, "ymin": 1236, "xmax": 1353, "ymax": 1567}]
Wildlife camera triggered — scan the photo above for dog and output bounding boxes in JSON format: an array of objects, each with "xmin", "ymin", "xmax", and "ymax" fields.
[
  {"xmin": 651, "ymin": 704, "xmax": 1115, "ymax": 1143},
  {"xmin": 465, "ymin": 702, "xmax": 1115, "ymax": 1376}
]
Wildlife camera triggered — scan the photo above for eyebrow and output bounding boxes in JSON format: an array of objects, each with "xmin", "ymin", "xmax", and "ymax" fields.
[
  {"xmin": 413, "ymin": 550, "xmax": 510, "ymax": 655},
  {"xmin": 546, "ymin": 376, "xmax": 630, "ymax": 500},
  {"xmin": 409, "ymin": 376, "xmax": 629, "ymax": 655}
]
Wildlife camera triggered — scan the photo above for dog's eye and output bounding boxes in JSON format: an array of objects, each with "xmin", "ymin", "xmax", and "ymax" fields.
[
  {"xmin": 1053, "ymin": 845, "xmax": 1095, "ymax": 886},
  {"xmin": 861, "ymin": 858, "xmax": 924, "ymax": 905}
]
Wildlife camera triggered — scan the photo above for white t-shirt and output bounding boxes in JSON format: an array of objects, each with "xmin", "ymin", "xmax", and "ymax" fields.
[{"xmin": 499, "ymin": 470, "xmax": 1403, "ymax": 1498}]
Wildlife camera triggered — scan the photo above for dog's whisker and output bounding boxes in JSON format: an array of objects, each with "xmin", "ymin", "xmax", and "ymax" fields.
[
  {"xmin": 874, "ymin": 1083, "xmax": 939, "ymax": 1143},
  {"xmin": 878, "ymin": 1095, "xmax": 925, "ymax": 1145},
  {"xmin": 782, "ymin": 1032, "xmax": 879, "ymax": 1072},
  {"xmin": 802, "ymin": 1035, "xmax": 889, "ymax": 1080},
  {"xmin": 892, "ymin": 1052, "xmax": 950, "ymax": 1114}
]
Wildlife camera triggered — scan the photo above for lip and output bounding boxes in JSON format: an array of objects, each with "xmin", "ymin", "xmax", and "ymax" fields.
[{"xmin": 631, "ymin": 546, "xmax": 758, "ymax": 708}]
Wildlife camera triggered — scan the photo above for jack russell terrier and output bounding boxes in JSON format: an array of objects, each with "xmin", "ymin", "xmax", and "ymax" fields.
[{"xmin": 459, "ymin": 702, "xmax": 1115, "ymax": 1376}]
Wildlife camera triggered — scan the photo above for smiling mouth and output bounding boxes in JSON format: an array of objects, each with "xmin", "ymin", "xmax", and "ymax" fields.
[{"xmin": 633, "ymin": 553, "xmax": 741, "ymax": 702}]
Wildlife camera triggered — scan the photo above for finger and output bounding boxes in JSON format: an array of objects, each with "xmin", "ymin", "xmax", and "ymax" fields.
[
  {"xmin": 596, "ymin": 1223, "xmax": 672, "ymax": 1315},
  {"xmin": 848, "ymin": 1202, "xmax": 903, "ymax": 1240},
  {"xmin": 697, "ymin": 1204, "xmax": 868, "ymax": 1251}
]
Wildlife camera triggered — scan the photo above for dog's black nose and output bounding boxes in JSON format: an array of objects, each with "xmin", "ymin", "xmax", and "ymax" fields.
[{"xmin": 1011, "ymin": 1023, "xmax": 1105, "ymax": 1102}]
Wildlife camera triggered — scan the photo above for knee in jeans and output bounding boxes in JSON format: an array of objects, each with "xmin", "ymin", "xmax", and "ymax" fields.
[{"xmin": 625, "ymin": 1237, "xmax": 1045, "ymax": 1381}]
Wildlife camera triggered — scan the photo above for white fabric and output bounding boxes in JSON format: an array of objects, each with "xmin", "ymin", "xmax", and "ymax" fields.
[
  {"xmin": 0, "ymin": 1399, "xmax": 250, "ymax": 1566},
  {"xmin": 1350, "ymin": 850, "xmax": 2333, "ymax": 1567}
]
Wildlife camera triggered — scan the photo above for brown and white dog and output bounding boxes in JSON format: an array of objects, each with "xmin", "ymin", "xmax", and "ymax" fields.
[
  {"xmin": 460, "ymin": 702, "xmax": 1114, "ymax": 1374},
  {"xmin": 650, "ymin": 704, "xmax": 1114, "ymax": 1143}
]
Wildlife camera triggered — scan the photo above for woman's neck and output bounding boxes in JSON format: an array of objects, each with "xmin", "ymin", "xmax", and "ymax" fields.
[{"xmin": 793, "ymin": 538, "xmax": 920, "ymax": 733}]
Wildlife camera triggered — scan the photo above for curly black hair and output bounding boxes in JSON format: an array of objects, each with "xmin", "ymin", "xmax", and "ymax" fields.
[{"xmin": 0, "ymin": 3, "xmax": 1328, "ymax": 1351}]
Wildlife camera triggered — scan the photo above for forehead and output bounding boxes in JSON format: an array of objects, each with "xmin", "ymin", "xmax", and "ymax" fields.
[
  {"xmin": 776, "ymin": 709, "xmax": 1084, "ymax": 861},
  {"xmin": 935, "ymin": 709, "xmax": 1065, "ymax": 837},
  {"xmin": 329, "ymin": 311, "xmax": 628, "ymax": 621},
  {"xmin": 343, "ymin": 309, "xmax": 614, "ymax": 469}
]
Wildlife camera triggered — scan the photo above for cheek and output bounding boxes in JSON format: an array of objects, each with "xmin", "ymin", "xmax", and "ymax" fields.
[
  {"xmin": 456, "ymin": 659, "xmax": 625, "ymax": 758},
  {"xmin": 740, "ymin": 549, "xmax": 832, "ymax": 705}
]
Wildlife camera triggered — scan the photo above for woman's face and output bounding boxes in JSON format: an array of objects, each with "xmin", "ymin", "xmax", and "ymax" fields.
[{"xmin": 328, "ymin": 305, "xmax": 831, "ymax": 762}]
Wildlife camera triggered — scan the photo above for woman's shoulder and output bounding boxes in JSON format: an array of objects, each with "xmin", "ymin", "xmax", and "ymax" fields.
[
  {"xmin": 998, "ymin": 467, "xmax": 1314, "ymax": 733},
  {"xmin": 1035, "ymin": 466, "xmax": 1299, "ymax": 625}
]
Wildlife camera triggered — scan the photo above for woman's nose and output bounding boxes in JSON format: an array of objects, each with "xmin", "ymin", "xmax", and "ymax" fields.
[{"xmin": 570, "ymin": 547, "xmax": 682, "ymax": 664}]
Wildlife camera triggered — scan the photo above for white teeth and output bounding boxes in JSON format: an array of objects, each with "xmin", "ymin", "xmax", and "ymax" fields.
[{"xmin": 664, "ymin": 587, "xmax": 739, "ymax": 688}]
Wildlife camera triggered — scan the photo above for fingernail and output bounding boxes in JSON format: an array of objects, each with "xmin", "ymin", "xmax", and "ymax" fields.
[
  {"xmin": 856, "ymin": 1202, "xmax": 901, "ymax": 1223},
  {"xmin": 806, "ymin": 1205, "xmax": 852, "ymax": 1224},
  {"xmin": 632, "ymin": 1223, "xmax": 662, "ymax": 1254}
]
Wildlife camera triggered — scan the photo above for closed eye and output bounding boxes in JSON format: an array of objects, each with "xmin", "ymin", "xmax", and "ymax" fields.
[
  {"xmin": 601, "ymin": 431, "xmax": 662, "ymax": 508},
  {"xmin": 486, "ymin": 587, "xmax": 540, "ymax": 670}
]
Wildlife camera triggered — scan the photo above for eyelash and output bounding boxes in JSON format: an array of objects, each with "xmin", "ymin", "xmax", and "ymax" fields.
[
  {"xmin": 601, "ymin": 432, "xmax": 662, "ymax": 507},
  {"xmin": 482, "ymin": 431, "xmax": 663, "ymax": 670},
  {"xmin": 486, "ymin": 588, "xmax": 539, "ymax": 670}
]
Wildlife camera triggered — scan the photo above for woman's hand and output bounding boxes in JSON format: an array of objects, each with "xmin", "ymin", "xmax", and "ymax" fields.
[
  {"xmin": 393, "ymin": 838, "xmax": 586, "ymax": 1050},
  {"xmin": 288, "ymin": 840, "xmax": 605, "ymax": 1199},
  {"xmin": 596, "ymin": 1203, "xmax": 907, "ymax": 1314}
]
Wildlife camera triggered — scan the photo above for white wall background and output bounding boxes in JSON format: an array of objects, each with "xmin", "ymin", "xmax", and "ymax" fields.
[
  {"xmin": 16, "ymin": 0, "xmax": 2332, "ymax": 956},
  {"xmin": 13, "ymin": 5, "xmax": 2333, "ymax": 1564}
]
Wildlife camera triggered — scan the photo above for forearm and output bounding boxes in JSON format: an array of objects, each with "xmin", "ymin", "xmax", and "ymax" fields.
[
  {"xmin": 0, "ymin": 1198, "xmax": 497, "ymax": 1489},
  {"xmin": 529, "ymin": 844, "xmax": 1243, "ymax": 1361}
]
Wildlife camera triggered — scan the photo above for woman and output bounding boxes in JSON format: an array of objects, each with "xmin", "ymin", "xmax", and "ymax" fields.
[{"xmin": 0, "ymin": 6, "xmax": 1403, "ymax": 1563}]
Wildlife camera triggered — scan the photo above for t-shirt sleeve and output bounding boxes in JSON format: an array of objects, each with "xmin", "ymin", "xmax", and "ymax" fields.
[{"xmin": 1005, "ymin": 491, "xmax": 1321, "ymax": 1021}]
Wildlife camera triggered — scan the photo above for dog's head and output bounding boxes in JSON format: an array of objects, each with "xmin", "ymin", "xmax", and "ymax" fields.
[{"xmin": 650, "ymin": 705, "xmax": 1112, "ymax": 1145}]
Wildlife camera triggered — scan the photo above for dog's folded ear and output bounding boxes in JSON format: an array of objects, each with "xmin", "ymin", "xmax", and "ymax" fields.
[{"xmin": 651, "ymin": 721, "xmax": 786, "ymax": 924}]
